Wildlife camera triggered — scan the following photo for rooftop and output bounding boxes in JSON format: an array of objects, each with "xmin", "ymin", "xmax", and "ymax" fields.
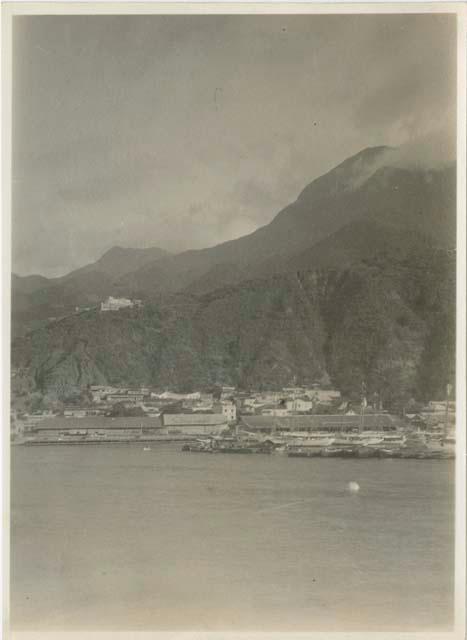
[
  {"xmin": 30, "ymin": 416, "xmax": 162, "ymax": 431},
  {"xmin": 241, "ymin": 414, "xmax": 402, "ymax": 430},
  {"xmin": 163, "ymin": 414, "xmax": 228, "ymax": 427}
]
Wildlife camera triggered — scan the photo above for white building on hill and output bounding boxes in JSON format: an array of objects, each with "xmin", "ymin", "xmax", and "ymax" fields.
[{"xmin": 101, "ymin": 296, "xmax": 142, "ymax": 312}]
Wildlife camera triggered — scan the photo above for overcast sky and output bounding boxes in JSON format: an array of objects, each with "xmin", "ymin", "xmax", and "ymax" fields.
[{"xmin": 12, "ymin": 13, "xmax": 457, "ymax": 277}]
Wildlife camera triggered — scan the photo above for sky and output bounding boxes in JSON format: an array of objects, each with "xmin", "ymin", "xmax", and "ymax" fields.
[{"xmin": 12, "ymin": 13, "xmax": 457, "ymax": 277}]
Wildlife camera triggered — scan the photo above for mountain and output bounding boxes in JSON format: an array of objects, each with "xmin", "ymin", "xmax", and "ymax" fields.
[
  {"xmin": 116, "ymin": 150, "xmax": 456, "ymax": 295},
  {"xmin": 61, "ymin": 246, "xmax": 170, "ymax": 281},
  {"xmin": 13, "ymin": 245, "xmax": 169, "ymax": 291},
  {"xmin": 10, "ymin": 146, "xmax": 457, "ymax": 406},
  {"xmin": 12, "ymin": 146, "xmax": 456, "ymax": 331}
]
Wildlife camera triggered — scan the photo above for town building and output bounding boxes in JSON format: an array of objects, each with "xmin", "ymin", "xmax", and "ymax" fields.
[
  {"xmin": 64, "ymin": 408, "xmax": 89, "ymax": 418},
  {"xmin": 282, "ymin": 387, "xmax": 307, "ymax": 396},
  {"xmin": 90, "ymin": 386, "xmax": 119, "ymax": 403},
  {"xmin": 106, "ymin": 392, "xmax": 145, "ymax": 405},
  {"xmin": 221, "ymin": 385, "xmax": 236, "ymax": 397},
  {"xmin": 192, "ymin": 400, "xmax": 215, "ymax": 412},
  {"xmin": 153, "ymin": 391, "xmax": 201, "ymax": 401},
  {"xmin": 161, "ymin": 413, "xmax": 228, "ymax": 435},
  {"xmin": 285, "ymin": 397, "xmax": 313, "ymax": 413},
  {"xmin": 221, "ymin": 401, "xmax": 237, "ymax": 423},
  {"xmin": 20, "ymin": 411, "xmax": 57, "ymax": 431},
  {"xmin": 240, "ymin": 413, "xmax": 402, "ymax": 434},
  {"xmin": 21, "ymin": 416, "xmax": 163, "ymax": 443},
  {"xmin": 244, "ymin": 392, "xmax": 285, "ymax": 407},
  {"xmin": 310, "ymin": 389, "xmax": 342, "ymax": 404}
]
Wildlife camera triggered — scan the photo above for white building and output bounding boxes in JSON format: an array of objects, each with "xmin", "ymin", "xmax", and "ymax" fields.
[
  {"xmin": 311, "ymin": 389, "xmax": 341, "ymax": 405},
  {"xmin": 90, "ymin": 386, "xmax": 119, "ymax": 403},
  {"xmin": 153, "ymin": 391, "xmax": 201, "ymax": 401},
  {"xmin": 222, "ymin": 401, "xmax": 237, "ymax": 423},
  {"xmin": 221, "ymin": 385, "xmax": 236, "ymax": 394},
  {"xmin": 243, "ymin": 392, "xmax": 284, "ymax": 408},
  {"xmin": 192, "ymin": 402, "xmax": 214, "ymax": 412},
  {"xmin": 64, "ymin": 408, "xmax": 88, "ymax": 418},
  {"xmin": 282, "ymin": 387, "xmax": 306, "ymax": 396},
  {"xmin": 101, "ymin": 297, "xmax": 135, "ymax": 312},
  {"xmin": 285, "ymin": 397, "xmax": 313, "ymax": 413}
]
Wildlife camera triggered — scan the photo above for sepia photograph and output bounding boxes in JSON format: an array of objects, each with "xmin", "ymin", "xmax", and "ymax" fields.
[{"xmin": 2, "ymin": 3, "xmax": 466, "ymax": 638}]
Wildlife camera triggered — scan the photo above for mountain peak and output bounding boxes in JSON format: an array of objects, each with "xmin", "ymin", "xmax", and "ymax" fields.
[
  {"xmin": 86, "ymin": 245, "xmax": 170, "ymax": 279},
  {"xmin": 101, "ymin": 246, "xmax": 126, "ymax": 257},
  {"xmin": 297, "ymin": 145, "xmax": 393, "ymax": 204},
  {"xmin": 344, "ymin": 145, "xmax": 392, "ymax": 162}
]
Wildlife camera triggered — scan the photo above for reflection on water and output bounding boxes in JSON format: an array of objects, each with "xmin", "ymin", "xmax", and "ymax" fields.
[{"xmin": 11, "ymin": 444, "xmax": 454, "ymax": 631}]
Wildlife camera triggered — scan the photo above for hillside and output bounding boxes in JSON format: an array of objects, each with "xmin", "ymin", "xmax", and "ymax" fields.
[
  {"xmin": 12, "ymin": 249, "xmax": 455, "ymax": 410},
  {"xmin": 12, "ymin": 246, "xmax": 170, "ymax": 336}
]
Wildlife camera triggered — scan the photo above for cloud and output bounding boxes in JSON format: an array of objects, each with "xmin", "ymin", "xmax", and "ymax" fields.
[
  {"xmin": 382, "ymin": 126, "xmax": 456, "ymax": 171},
  {"xmin": 11, "ymin": 13, "xmax": 457, "ymax": 277}
]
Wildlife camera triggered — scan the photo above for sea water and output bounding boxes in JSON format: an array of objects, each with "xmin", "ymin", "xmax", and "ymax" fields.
[{"xmin": 10, "ymin": 444, "xmax": 455, "ymax": 631}]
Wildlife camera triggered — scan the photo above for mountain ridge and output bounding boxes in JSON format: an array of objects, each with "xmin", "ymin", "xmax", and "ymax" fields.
[{"xmin": 11, "ymin": 145, "xmax": 456, "ymax": 406}]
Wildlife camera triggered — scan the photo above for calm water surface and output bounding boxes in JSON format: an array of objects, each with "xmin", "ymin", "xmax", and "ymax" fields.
[{"xmin": 11, "ymin": 444, "xmax": 455, "ymax": 631}]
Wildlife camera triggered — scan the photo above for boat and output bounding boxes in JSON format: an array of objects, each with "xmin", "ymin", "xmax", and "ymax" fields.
[
  {"xmin": 271, "ymin": 445, "xmax": 288, "ymax": 455},
  {"xmin": 143, "ymin": 447, "xmax": 151, "ymax": 451},
  {"xmin": 377, "ymin": 448, "xmax": 403, "ymax": 458},
  {"xmin": 287, "ymin": 446, "xmax": 322, "ymax": 458},
  {"xmin": 286, "ymin": 433, "xmax": 335, "ymax": 458},
  {"xmin": 364, "ymin": 432, "xmax": 407, "ymax": 449},
  {"xmin": 419, "ymin": 384, "xmax": 456, "ymax": 458},
  {"xmin": 332, "ymin": 432, "xmax": 384, "ymax": 449},
  {"xmin": 340, "ymin": 448, "xmax": 358, "ymax": 457},
  {"xmin": 185, "ymin": 438, "xmax": 214, "ymax": 452},
  {"xmin": 320, "ymin": 447, "xmax": 346, "ymax": 457},
  {"xmin": 211, "ymin": 435, "xmax": 258, "ymax": 454},
  {"xmin": 217, "ymin": 445, "xmax": 254, "ymax": 454}
]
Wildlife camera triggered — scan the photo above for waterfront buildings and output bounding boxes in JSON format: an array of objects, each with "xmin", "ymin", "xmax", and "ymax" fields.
[
  {"xmin": 20, "ymin": 416, "xmax": 163, "ymax": 443},
  {"xmin": 240, "ymin": 413, "xmax": 402, "ymax": 434},
  {"xmin": 12, "ymin": 374, "xmax": 456, "ymax": 447},
  {"xmin": 161, "ymin": 413, "xmax": 228, "ymax": 435}
]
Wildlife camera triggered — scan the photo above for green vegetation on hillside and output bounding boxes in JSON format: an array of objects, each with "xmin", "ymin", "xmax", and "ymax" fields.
[{"xmin": 12, "ymin": 250, "xmax": 455, "ymax": 411}]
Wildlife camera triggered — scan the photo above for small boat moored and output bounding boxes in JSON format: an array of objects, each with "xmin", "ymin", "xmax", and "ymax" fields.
[{"xmin": 320, "ymin": 447, "xmax": 346, "ymax": 457}]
